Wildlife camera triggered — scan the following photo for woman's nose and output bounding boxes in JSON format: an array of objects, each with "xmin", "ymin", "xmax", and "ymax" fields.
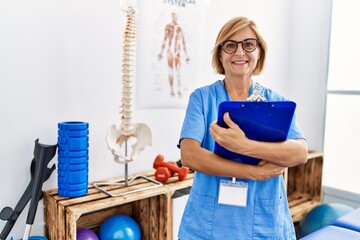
[{"xmin": 234, "ymin": 44, "xmax": 246, "ymax": 55}]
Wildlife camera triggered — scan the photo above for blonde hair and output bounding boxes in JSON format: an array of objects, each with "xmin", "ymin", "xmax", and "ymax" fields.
[{"xmin": 212, "ymin": 16, "xmax": 267, "ymax": 75}]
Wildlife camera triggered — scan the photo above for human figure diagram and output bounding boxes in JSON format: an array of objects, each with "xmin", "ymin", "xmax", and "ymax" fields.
[{"xmin": 158, "ymin": 12, "xmax": 190, "ymax": 97}]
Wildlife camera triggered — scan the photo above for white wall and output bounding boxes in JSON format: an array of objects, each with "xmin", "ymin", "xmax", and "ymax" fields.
[
  {"xmin": 0, "ymin": 0, "xmax": 331, "ymax": 238},
  {"xmin": 323, "ymin": 186, "xmax": 360, "ymax": 209},
  {"xmin": 288, "ymin": 0, "xmax": 332, "ymax": 151}
]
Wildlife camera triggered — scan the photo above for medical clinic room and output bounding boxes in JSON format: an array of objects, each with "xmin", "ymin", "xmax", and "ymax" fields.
[{"xmin": 0, "ymin": 0, "xmax": 359, "ymax": 239}]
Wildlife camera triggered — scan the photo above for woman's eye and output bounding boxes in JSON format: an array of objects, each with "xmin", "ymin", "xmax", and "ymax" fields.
[
  {"xmin": 225, "ymin": 43, "xmax": 236, "ymax": 49},
  {"xmin": 244, "ymin": 42, "xmax": 254, "ymax": 48}
]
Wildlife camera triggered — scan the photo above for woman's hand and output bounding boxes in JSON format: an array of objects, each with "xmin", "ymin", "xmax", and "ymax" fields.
[
  {"xmin": 253, "ymin": 160, "xmax": 286, "ymax": 180},
  {"xmin": 211, "ymin": 112, "xmax": 308, "ymax": 167},
  {"xmin": 210, "ymin": 112, "xmax": 250, "ymax": 154},
  {"xmin": 180, "ymin": 138, "xmax": 286, "ymax": 181}
]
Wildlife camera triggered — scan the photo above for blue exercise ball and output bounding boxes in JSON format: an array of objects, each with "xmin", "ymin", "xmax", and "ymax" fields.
[
  {"xmin": 298, "ymin": 203, "xmax": 354, "ymax": 238},
  {"xmin": 77, "ymin": 228, "xmax": 99, "ymax": 240},
  {"xmin": 98, "ymin": 214, "xmax": 141, "ymax": 240}
]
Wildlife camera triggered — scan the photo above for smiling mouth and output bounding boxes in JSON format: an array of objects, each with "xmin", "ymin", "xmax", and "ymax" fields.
[{"xmin": 232, "ymin": 60, "xmax": 248, "ymax": 65}]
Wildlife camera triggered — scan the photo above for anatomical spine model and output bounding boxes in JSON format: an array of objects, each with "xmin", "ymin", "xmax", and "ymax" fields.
[{"xmin": 107, "ymin": 0, "xmax": 152, "ymax": 164}]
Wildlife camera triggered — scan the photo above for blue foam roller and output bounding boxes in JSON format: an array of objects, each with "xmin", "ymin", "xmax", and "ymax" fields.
[
  {"xmin": 58, "ymin": 182, "xmax": 88, "ymax": 191},
  {"xmin": 58, "ymin": 156, "xmax": 89, "ymax": 164},
  {"xmin": 58, "ymin": 149, "xmax": 88, "ymax": 158},
  {"xmin": 57, "ymin": 169, "xmax": 88, "ymax": 183},
  {"xmin": 57, "ymin": 121, "xmax": 89, "ymax": 197},
  {"xmin": 58, "ymin": 187, "xmax": 88, "ymax": 198},
  {"xmin": 57, "ymin": 162, "xmax": 88, "ymax": 171},
  {"xmin": 58, "ymin": 121, "xmax": 89, "ymax": 130},
  {"xmin": 58, "ymin": 129, "xmax": 89, "ymax": 137},
  {"xmin": 58, "ymin": 137, "xmax": 89, "ymax": 151}
]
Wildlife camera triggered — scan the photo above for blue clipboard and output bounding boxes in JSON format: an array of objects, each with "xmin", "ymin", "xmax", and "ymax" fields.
[{"xmin": 214, "ymin": 101, "xmax": 296, "ymax": 165}]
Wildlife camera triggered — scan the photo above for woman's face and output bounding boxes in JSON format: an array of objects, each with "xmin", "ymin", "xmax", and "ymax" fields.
[{"xmin": 220, "ymin": 27, "xmax": 260, "ymax": 80}]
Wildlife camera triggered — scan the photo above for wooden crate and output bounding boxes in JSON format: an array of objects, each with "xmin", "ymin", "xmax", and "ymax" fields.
[
  {"xmin": 43, "ymin": 171, "xmax": 194, "ymax": 240},
  {"xmin": 286, "ymin": 151, "xmax": 323, "ymax": 222},
  {"xmin": 44, "ymin": 151, "xmax": 323, "ymax": 239}
]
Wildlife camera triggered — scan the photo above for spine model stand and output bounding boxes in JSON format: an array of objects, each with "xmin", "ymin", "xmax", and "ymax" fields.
[{"xmin": 94, "ymin": 0, "xmax": 162, "ymax": 197}]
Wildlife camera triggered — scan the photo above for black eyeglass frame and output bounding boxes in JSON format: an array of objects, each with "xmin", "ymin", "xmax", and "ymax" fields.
[{"xmin": 219, "ymin": 38, "xmax": 260, "ymax": 54}]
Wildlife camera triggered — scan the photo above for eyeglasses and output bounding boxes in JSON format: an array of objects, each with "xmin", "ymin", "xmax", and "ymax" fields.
[{"xmin": 219, "ymin": 38, "xmax": 259, "ymax": 54}]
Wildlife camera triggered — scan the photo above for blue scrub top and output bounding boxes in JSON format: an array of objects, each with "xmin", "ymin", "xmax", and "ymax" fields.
[{"xmin": 178, "ymin": 80, "xmax": 305, "ymax": 240}]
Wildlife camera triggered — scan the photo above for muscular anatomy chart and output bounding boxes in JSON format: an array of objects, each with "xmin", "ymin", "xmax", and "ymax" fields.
[{"xmin": 158, "ymin": 12, "xmax": 190, "ymax": 97}]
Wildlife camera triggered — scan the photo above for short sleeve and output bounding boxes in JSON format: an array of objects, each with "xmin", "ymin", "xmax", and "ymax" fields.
[
  {"xmin": 287, "ymin": 113, "xmax": 305, "ymax": 140},
  {"xmin": 178, "ymin": 90, "xmax": 206, "ymax": 148}
]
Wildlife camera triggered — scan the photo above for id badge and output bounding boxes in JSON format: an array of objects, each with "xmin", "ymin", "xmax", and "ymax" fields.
[{"xmin": 218, "ymin": 179, "xmax": 248, "ymax": 207}]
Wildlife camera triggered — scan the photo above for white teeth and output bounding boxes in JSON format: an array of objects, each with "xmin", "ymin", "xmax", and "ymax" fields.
[{"xmin": 233, "ymin": 60, "xmax": 246, "ymax": 64}]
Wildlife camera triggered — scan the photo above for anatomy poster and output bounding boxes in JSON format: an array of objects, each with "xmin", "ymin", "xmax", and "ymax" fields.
[{"xmin": 135, "ymin": 0, "xmax": 204, "ymax": 109}]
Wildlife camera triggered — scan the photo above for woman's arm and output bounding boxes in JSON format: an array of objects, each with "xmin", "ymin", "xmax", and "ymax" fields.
[
  {"xmin": 180, "ymin": 138, "xmax": 286, "ymax": 181},
  {"xmin": 210, "ymin": 112, "xmax": 308, "ymax": 167}
]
